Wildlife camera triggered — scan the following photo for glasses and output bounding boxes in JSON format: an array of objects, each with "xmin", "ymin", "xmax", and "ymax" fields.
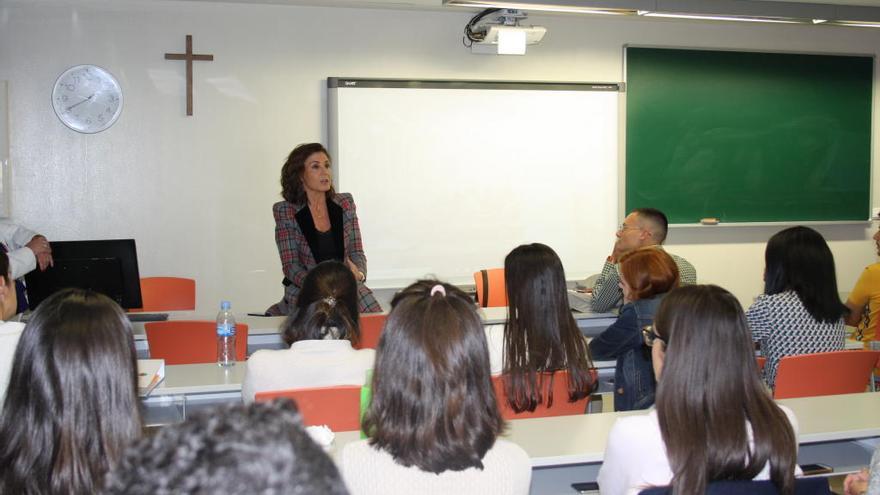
[
  {"xmin": 617, "ymin": 223, "xmax": 643, "ymax": 233},
  {"xmin": 641, "ymin": 325, "xmax": 666, "ymax": 347}
]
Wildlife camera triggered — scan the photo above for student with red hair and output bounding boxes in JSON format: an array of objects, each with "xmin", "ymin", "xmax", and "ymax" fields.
[{"xmin": 589, "ymin": 247, "xmax": 679, "ymax": 411}]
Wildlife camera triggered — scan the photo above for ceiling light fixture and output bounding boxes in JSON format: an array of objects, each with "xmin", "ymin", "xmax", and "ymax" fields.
[{"xmin": 638, "ymin": 10, "xmax": 803, "ymax": 24}]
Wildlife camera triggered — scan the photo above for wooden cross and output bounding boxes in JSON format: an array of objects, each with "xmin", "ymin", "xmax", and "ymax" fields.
[{"xmin": 164, "ymin": 35, "xmax": 214, "ymax": 116}]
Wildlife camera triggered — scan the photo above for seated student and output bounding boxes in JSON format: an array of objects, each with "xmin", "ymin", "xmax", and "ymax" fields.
[
  {"xmin": 0, "ymin": 251, "xmax": 25, "ymax": 403},
  {"xmin": 104, "ymin": 400, "xmax": 348, "ymax": 495},
  {"xmin": 242, "ymin": 260, "xmax": 375, "ymax": 403},
  {"xmin": 485, "ymin": 243, "xmax": 594, "ymax": 412},
  {"xmin": 0, "ymin": 288, "xmax": 142, "ymax": 495},
  {"xmin": 589, "ymin": 248, "xmax": 680, "ymax": 411},
  {"xmin": 591, "ymin": 208, "xmax": 696, "ymax": 313},
  {"xmin": 598, "ymin": 285, "xmax": 799, "ymax": 495},
  {"xmin": 845, "ymin": 224, "xmax": 880, "ymax": 345},
  {"xmin": 342, "ymin": 280, "xmax": 531, "ymax": 495},
  {"xmin": 746, "ymin": 226, "xmax": 846, "ymax": 388}
]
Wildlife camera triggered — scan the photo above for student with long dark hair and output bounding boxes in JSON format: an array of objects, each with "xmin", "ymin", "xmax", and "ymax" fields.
[
  {"xmin": 747, "ymin": 226, "xmax": 847, "ymax": 387},
  {"xmin": 342, "ymin": 280, "xmax": 530, "ymax": 494},
  {"xmin": 485, "ymin": 243, "xmax": 594, "ymax": 413},
  {"xmin": 598, "ymin": 285, "xmax": 799, "ymax": 495},
  {"xmin": 589, "ymin": 247, "xmax": 679, "ymax": 411},
  {"xmin": 243, "ymin": 260, "xmax": 374, "ymax": 402},
  {"xmin": 0, "ymin": 288, "xmax": 142, "ymax": 495},
  {"xmin": 486, "ymin": 243, "xmax": 594, "ymax": 412}
]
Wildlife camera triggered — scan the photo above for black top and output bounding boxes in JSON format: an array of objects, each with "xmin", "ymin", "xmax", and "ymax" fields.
[
  {"xmin": 314, "ymin": 228, "xmax": 342, "ymax": 263},
  {"xmin": 295, "ymin": 197, "xmax": 346, "ymax": 265}
]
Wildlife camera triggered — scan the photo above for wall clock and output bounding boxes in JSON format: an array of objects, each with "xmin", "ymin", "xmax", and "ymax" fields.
[{"xmin": 51, "ymin": 65, "xmax": 123, "ymax": 133}]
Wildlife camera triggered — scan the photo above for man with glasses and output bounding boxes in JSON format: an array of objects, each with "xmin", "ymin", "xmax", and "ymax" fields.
[{"xmin": 589, "ymin": 208, "xmax": 696, "ymax": 313}]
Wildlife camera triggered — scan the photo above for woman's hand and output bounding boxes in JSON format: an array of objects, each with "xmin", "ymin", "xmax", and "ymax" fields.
[
  {"xmin": 844, "ymin": 469, "xmax": 869, "ymax": 495},
  {"xmin": 345, "ymin": 258, "xmax": 365, "ymax": 283}
]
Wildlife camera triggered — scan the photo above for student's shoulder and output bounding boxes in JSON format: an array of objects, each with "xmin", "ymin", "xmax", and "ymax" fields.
[
  {"xmin": 0, "ymin": 320, "xmax": 24, "ymax": 336},
  {"xmin": 245, "ymin": 348, "xmax": 289, "ymax": 368},
  {"xmin": 862, "ymin": 262, "xmax": 880, "ymax": 277},
  {"xmin": 609, "ymin": 410, "xmax": 659, "ymax": 442}
]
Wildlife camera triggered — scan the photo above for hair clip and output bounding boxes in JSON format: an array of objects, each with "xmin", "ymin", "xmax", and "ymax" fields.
[
  {"xmin": 323, "ymin": 296, "xmax": 336, "ymax": 307},
  {"xmin": 430, "ymin": 284, "xmax": 446, "ymax": 297}
]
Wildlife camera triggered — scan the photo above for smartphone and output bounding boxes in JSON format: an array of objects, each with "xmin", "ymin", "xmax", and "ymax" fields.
[
  {"xmin": 571, "ymin": 481, "xmax": 600, "ymax": 494},
  {"xmin": 799, "ymin": 463, "xmax": 833, "ymax": 475}
]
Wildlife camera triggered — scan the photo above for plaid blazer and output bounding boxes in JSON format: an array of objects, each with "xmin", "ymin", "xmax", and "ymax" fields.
[{"xmin": 269, "ymin": 193, "xmax": 381, "ymax": 315}]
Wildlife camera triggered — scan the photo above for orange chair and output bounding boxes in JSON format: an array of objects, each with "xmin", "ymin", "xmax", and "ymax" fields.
[
  {"xmin": 492, "ymin": 370, "xmax": 595, "ymax": 420},
  {"xmin": 145, "ymin": 320, "xmax": 249, "ymax": 365},
  {"xmin": 474, "ymin": 268, "xmax": 507, "ymax": 308},
  {"xmin": 255, "ymin": 385, "xmax": 362, "ymax": 431},
  {"xmin": 130, "ymin": 277, "xmax": 196, "ymax": 312},
  {"xmin": 773, "ymin": 350, "xmax": 880, "ymax": 399},
  {"xmin": 756, "ymin": 356, "xmax": 766, "ymax": 372},
  {"xmin": 356, "ymin": 313, "xmax": 387, "ymax": 350}
]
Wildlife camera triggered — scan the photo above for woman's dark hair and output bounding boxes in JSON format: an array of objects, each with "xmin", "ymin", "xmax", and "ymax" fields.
[
  {"xmin": 654, "ymin": 285, "xmax": 797, "ymax": 495},
  {"xmin": 362, "ymin": 280, "xmax": 504, "ymax": 473},
  {"xmin": 618, "ymin": 247, "xmax": 680, "ymax": 301},
  {"xmin": 0, "ymin": 250, "xmax": 9, "ymax": 285},
  {"xmin": 0, "ymin": 288, "xmax": 142, "ymax": 495},
  {"xmin": 282, "ymin": 261, "xmax": 360, "ymax": 346},
  {"xmin": 763, "ymin": 226, "xmax": 847, "ymax": 323},
  {"xmin": 280, "ymin": 143, "xmax": 335, "ymax": 204},
  {"xmin": 502, "ymin": 243, "xmax": 595, "ymax": 413}
]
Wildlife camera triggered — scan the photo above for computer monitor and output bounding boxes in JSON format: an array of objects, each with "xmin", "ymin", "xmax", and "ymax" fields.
[{"xmin": 24, "ymin": 239, "xmax": 143, "ymax": 310}]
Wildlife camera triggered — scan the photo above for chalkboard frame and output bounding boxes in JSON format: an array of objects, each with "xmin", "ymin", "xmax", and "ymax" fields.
[{"xmin": 622, "ymin": 45, "xmax": 874, "ymax": 226}]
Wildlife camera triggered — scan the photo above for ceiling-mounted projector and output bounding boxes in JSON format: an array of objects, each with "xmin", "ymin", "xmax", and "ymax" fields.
[{"xmin": 475, "ymin": 25, "xmax": 547, "ymax": 45}]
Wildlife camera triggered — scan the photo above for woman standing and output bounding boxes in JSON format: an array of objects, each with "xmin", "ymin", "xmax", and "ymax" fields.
[
  {"xmin": 598, "ymin": 285, "xmax": 799, "ymax": 495},
  {"xmin": 589, "ymin": 247, "xmax": 679, "ymax": 411},
  {"xmin": 268, "ymin": 143, "xmax": 381, "ymax": 315},
  {"xmin": 485, "ymin": 243, "xmax": 595, "ymax": 413},
  {"xmin": 747, "ymin": 226, "xmax": 847, "ymax": 388}
]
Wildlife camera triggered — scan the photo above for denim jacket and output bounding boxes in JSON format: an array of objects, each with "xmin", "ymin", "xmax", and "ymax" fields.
[{"xmin": 589, "ymin": 294, "xmax": 664, "ymax": 411}]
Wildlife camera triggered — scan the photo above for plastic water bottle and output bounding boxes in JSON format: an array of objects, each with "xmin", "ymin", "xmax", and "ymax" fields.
[{"xmin": 216, "ymin": 300, "xmax": 236, "ymax": 367}]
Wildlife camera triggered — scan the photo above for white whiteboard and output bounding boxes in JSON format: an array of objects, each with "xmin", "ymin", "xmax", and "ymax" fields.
[{"xmin": 329, "ymin": 80, "xmax": 620, "ymax": 288}]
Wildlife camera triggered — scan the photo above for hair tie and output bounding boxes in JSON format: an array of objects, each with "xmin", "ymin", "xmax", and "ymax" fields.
[
  {"xmin": 430, "ymin": 284, "xmax": 446, "ymax": 297},
  {"xmin": 323, "ymin": 296, "xmax": 336, "ymax": 308}
]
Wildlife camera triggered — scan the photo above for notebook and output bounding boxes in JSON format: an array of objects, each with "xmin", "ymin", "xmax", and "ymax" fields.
[{"xmin": 137, "ymin": 359, "xmax": 166, "ymax": 397}]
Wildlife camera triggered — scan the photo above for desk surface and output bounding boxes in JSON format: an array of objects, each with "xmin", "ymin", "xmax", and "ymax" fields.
[
  {"xmin": 130, "ymin": 308, "xmax": 617, "ymax": 341},
  {"xmin": 149, "ymin": 363, "xmax": 880, "ymax": 468},
  {"xmin": 330, "ymin": 392, "xmax": 880, "ymax": 467}
]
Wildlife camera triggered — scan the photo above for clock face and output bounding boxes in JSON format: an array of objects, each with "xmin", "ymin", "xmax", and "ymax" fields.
[{"xmin": 51, "ymin": 65, "xmax": 123, "ymax": 134}]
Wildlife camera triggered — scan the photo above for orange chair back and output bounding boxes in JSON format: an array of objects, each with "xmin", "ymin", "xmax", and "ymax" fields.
[
  {"xmin": 492, "ymin": 370, "xmax": 594, "ymax": 420},
  {"xmin": 356, "ymin": 314, "xmax": 387, "ymax": 350},
  {"xmin": 773, "ymin": 350, "xmax": 880, "ymax": 399},
  {"xmin": 145, "ymin": 320, "xmax": 249, "ymax": 365},
  {"xmin": 255, "ymin": 385, "xmax": 362, "ymax": 431},
  {"xmin": 474, "ymin": 268, "xmax": 507, "ymax": 308},
  {"xmin": 756, "ymin": 356, "xmax": 767, "ymax": 372},
  {"xmin": 131, "ymin": 277, "xmax": 196, "ymax": 312}
]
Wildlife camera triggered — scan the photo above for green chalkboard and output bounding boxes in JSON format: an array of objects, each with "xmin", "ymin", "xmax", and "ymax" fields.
[{"xmin": 625, "ymin": 47, "xmax": 872, "ymax": 224}]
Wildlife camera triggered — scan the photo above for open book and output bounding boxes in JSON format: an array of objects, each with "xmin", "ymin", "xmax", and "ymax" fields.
[{"xmin": 137, "ymin": 359, "xmax": 166, "ymax": 397}]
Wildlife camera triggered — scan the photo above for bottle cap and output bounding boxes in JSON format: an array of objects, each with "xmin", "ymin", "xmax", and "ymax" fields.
[{"xmin": 221, "ymin": 300, "xmax": 231, "ymax": 310}]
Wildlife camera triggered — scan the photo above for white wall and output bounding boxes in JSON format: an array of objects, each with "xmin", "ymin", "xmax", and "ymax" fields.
[{"xmin": 1, "ymin": 0, "xmax": 878, "ymax": 312}]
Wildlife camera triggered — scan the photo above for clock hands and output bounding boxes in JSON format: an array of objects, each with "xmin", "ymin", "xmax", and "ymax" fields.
[{"xmin": 65, "ymin": 93, "xmax": 95, "ymax": 112}]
